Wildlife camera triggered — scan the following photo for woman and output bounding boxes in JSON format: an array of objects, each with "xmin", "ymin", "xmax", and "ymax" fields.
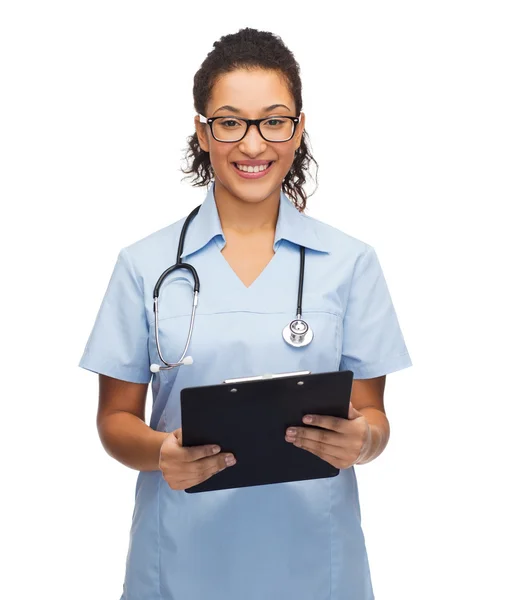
[{"xmin": 79, "ymin": 27, "xmax": 412, "ymax": 600}]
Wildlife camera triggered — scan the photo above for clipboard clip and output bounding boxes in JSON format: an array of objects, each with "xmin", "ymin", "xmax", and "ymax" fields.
[{"xmin": 223, "ymin": 370, "xmax": 311, "ymax": 384}]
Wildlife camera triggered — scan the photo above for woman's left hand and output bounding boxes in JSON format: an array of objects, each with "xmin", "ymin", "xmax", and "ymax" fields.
[{"xmin": 285, "ymin": 402, "xmax": 372, "ymax": 469}]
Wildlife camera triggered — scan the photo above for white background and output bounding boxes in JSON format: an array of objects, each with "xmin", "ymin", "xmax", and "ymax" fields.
[{"xmin": 1, "ymin": 1, "xmax": 505, "ymax": 598}]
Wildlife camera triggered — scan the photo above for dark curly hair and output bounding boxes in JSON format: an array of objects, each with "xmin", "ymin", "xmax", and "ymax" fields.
[{"xmin": 180, "ymin": 27, "xmax": 319, "ymax": 212}]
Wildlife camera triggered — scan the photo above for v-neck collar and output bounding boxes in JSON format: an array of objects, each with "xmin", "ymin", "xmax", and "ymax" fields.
[{"xmin": 213, "ymin": 236, "xmax": 278, "ymax": 290}]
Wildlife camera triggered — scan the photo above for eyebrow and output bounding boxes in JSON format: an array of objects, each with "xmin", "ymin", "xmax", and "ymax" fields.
[{"xmin": 212, "ymin": 104, "xmax": 292, "ymax": 116}]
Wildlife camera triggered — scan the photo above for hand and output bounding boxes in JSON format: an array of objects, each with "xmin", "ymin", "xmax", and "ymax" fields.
[
  {"xmin": 159, "ymin": 428, "xmax": 236, "ymax": 491},
  {"xmin": 285, "ymin": 402, "xmax": 372, "ymax": 469}
]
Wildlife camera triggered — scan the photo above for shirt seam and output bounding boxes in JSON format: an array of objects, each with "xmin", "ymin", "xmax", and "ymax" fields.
[
  {"xmin": 121, "ymin": 246, "xmax": 152, "ymax": 334},
  {"xmin": 121, "ymin": 247, "xmax": 144, "ymax": 296},
  {"xmin": 148, "ymin": 308, "xmax": 343, "ymax": 327},
  {"xmin": 342, "ymin": 244, "xmax": 372, "ymax": 316}
]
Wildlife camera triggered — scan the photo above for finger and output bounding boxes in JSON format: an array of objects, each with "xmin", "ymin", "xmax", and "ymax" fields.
[
  {"xmin": 302, "ymin": 414, "xmax": 344, "ymax": 432},
  {"xmin": 292, "ymin": 436, "xmax": 344, "ymax": 460},
  {"xmin": 181, "ymin": 443, "xmax": 222, "ymax": 463},
  {"xmin": 189, "ymin": 452, "xmax": 235, "ymax": 477},
  {"xmin": 288, "ymin": 425, "xmax": 342, "ymax": 447},
  {"xmin": 297, "ymin": 445, "xmax": 344, "ymax": 469},
  {"xmin": 173, "ymin": 428, "xmax": 182, "ymax": 443},
  {"xmin": 175, "ymin": 459, "xmax": 233, "ymax": 490}
]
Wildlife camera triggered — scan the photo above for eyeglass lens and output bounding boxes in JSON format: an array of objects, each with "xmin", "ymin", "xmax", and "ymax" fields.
[{"xmin": 212, "ymin": 117, "xmax": 294, "ymax": 142}]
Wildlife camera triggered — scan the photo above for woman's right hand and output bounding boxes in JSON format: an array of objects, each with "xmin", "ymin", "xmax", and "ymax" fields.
[{"xmin": 158, "ymin": 428, "xmax": 236, "ymax": 491}]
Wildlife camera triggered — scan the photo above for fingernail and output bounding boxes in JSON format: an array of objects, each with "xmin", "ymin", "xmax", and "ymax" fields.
[
  {"xmin": 303, "ymin": 415, "xmax": 313, "ymax": 423},
  {"xmin": 225, "ymin": 456, "xmax": 236, "ymax": 467},
  {"xmin": 212, "ymin": 446, "xmax": 220, "ymax": 454},
  {"xmin": 287, "ymin": 428, "xmax": 296, "ymax": 435}
]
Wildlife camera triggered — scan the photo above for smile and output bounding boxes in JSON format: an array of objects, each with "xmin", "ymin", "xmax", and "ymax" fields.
[{"xmin": 232, "ymin": 161, "xmax": 274, "ymax": 179}]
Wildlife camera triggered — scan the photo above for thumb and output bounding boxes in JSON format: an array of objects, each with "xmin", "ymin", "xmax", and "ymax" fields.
[
  {"xmin": 348, "ymin": 401, "xmax": 362, "ymax": 420},
  {"xmin": 172, "ymin": 427, "xmax": 183, "ymax": 445}
]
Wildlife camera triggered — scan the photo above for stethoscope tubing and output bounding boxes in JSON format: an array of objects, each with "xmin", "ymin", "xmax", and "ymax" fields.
[
  {"xmin": 296, "ymin": 245, "xmax": 304, "ymax": 319},
  {"xmin": 151, "ymin": 202, "xmax": 311, "ymax": 373}
]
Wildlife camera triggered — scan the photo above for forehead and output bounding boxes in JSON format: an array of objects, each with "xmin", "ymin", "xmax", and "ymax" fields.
[{"xmin": 208, "ymin": 69, "xmax": 294, "ymax": 114}]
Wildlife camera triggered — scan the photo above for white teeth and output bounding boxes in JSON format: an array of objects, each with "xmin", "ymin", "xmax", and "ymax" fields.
[{"xmin": 235, "ymin": 162, "xmax": 270, "ymax": 173}]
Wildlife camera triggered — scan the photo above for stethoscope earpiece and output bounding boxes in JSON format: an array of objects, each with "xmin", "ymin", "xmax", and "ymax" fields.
[{"xmin": 150, "ymin": 355, "xmax": 193, "ymax": 373}]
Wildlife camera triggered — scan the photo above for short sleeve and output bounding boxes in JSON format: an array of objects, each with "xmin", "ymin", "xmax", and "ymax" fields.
[
  {"xmin": 339, "ymin": 245, "xmax": 412, "ymax": 379},
  {"xmin": 78, "ymin": 247, "xmax": 152, "ymax": 384}
]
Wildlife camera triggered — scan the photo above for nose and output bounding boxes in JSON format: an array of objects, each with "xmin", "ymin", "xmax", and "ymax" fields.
[{"xmin": 238, "ymin": 123, "xmax": 267, "ymax": 154}]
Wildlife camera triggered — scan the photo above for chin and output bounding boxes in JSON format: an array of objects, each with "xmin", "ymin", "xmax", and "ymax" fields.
[
  {"xmin": 225, "ymin": 181, "xmax": 280, "ymax": 204},
  {"xmin": 214, "ymin": 169, "xmax": 286, "ymax": 203}
]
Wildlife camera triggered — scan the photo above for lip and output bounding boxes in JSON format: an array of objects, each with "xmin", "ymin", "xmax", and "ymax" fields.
[{"xmin": 232, "ymin": 161, "xmax": 275, "ymax": 179}]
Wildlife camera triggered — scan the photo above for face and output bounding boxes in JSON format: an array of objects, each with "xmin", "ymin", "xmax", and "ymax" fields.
[{"xmin": 194, "ymin": 68, "xmax": 305, "ymax": 206}]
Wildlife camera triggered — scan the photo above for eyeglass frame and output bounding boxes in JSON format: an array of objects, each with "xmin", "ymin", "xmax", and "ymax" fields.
[{"xmin": 198, "ymin": 113, "xmax": 301, "ymax": 143}]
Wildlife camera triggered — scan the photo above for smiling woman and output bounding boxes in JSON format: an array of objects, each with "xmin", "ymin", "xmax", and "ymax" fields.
[
  {"xmin": 78, "ymin": 26, "xmax": 412, "ymax": 600},
  {"xmin": 182, "ymin": 31, "xmax": 318, "ymax": 211}
]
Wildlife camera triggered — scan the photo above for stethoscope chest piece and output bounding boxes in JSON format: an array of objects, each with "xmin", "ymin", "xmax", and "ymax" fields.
[{"xmin": 283, "ymin": 318, "xmax": 313, "ymax": 347}]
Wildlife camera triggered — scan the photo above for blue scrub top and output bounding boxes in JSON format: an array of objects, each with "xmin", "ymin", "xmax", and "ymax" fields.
[{"xmin": 79, "ymin": 182, "xmax": 412, "ymax": 600}]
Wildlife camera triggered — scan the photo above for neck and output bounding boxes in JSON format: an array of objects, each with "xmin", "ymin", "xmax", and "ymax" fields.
[{"xmin": 213, "ymin": 180, "xmax": 281, "ymax": 235}]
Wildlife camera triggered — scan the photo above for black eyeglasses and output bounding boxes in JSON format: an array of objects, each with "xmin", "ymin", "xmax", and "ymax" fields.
[{"xmin": 198, "ymin": 113, "xmax": 301, "ymax": 143}]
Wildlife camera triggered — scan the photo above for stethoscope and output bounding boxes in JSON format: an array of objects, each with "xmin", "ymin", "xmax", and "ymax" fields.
[{"xmin": 150, "ymin": 205, "xmax": 313, "ymax": 373}]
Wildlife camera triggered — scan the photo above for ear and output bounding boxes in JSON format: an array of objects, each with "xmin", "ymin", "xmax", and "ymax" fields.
[
  {"xmin": 194, "ymin": 114, "xmax": 210, "ymax": 153},
  {"xmin": 295, "ymin": 111, "xmax": 305, "ymax": 151}
]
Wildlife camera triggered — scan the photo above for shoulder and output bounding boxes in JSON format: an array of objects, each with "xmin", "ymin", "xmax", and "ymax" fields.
[
  {"xmin": 302, "ymin": 211, "xmax": 373, "ymax": 262},
  {"xmin": 113, "ymin": 216, "xmax": 187, "ymax": 278}
]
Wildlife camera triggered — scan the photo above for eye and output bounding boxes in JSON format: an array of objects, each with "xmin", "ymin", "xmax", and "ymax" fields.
[
  {"xmin": 220, "ymin": 119, "xmax": 241, "ymax": 128},
  {"xmin": 264, "ymin": 117, "xmax": 289, "ymax": 127}
]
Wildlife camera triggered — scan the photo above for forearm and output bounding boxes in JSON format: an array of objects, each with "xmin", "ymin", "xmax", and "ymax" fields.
[
  {"xmin": 356, "ymin": 407, "xmax": 390, "ymax": 465},
  {"xmin": 98, "ymin": 411, "xmax": 170, "ymax": 472}
]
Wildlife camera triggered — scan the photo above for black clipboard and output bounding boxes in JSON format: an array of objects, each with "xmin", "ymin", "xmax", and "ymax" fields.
[{"xmin": 181, "ymin": 369, "xmax": 354, "ymax": 494}]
